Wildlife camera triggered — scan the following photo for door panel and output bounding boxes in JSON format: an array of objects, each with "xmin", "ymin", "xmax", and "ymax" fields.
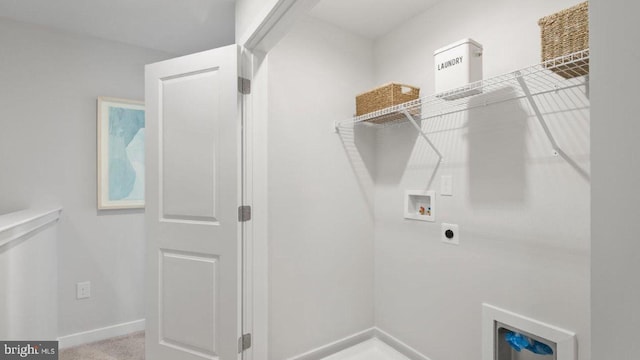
[
  {"xmin": 161, "ymin": 69, "xmax": 220, "ymax": 222},
  {"xmin": 160, "ymin": 251, "xmax": 218, "ymax": 356},
  {"xmin": 145, "ymin": 44, "xmax": 241, "ymax": 360}
]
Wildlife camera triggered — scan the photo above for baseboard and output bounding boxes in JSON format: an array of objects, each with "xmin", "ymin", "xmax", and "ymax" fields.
[
  {"xmin": 374, "ymin": 328, "xmax": 432, "ymax": 360},
  {"xmin": 286, "ymin": 327, "xmax": 376, "ymax": 360},
  {"xmin": 57, "ymin": 319, "xmax": 145, "ymax": 349},
  {"xmin": 287, "ymin": 327, "xmax": 431, "ymax": 360}
]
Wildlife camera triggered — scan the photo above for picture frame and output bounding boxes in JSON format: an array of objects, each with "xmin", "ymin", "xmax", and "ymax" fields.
[{"xmin": 97, "ymin": 97, "xmax": 146, "ymax": 210}]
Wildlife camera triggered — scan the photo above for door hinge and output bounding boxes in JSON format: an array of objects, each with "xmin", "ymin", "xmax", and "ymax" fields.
[
  {"xmin": 238, "ymin": 333, "xmax": 252, "ymax": 352},
  {"xmin": 238, "ymin": 77, "xmax": 251, "ymax": 95},
  {"xmin": 238, "ymin": 205, "xmax": 252, "ymax": 222}
]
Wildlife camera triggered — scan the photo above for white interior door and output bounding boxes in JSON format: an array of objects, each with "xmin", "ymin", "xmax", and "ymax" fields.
[{"xmin": 145, "ymin": 44, "xmax": 241, "ymax": 360}]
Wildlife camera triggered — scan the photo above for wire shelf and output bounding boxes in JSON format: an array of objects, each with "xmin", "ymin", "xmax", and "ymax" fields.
[{"xmin": 335, "ymin": 49, "xmax": 589, "ymax": 130}]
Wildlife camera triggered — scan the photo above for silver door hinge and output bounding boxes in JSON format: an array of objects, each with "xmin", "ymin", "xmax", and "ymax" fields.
[
  {"xmin": 238, "ymin": 77, "xmax": 251, "ymax": 95},
  {"xmin": 239, "ymin": 333, "xmax": 252, "ymax": 352},
  {"xmin": 238, "ymin": 205, "xmax": 252, "ymax": 222}
]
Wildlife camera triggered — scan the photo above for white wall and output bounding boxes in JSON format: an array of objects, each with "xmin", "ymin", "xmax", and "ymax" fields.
[
  {"xmin": 0, "ymin": 18, "xmax": 172, "ymax": 337},
  {"xmin": 590, "ymin": 0, "xmax": 640, "ymax": 359},
  {"xmin": 372, "ymin": 1, "xmax": 590, "ymax": 359},
  {"xmin": 267, "ymin": 16, "xmax": 377, "ymax": 359}
]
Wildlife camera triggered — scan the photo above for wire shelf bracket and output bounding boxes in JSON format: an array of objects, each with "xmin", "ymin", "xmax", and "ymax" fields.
[
  {"xmin": 515, "ymin": 72, "xmax": 560, "ymax": 156},
  {"xmin": 400, "ymin": 106, "xmax": 444, "ymax": 162}
]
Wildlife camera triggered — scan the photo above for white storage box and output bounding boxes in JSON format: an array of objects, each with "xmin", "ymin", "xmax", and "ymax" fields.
[{"xmin": 434, "ymin": 38, "xmax": 483, "ymax": 100}]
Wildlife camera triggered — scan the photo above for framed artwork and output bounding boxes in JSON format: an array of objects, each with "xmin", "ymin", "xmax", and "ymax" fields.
[{"xmin": 97, "ymin": 97, "xmax": 146, "ymax": 209}]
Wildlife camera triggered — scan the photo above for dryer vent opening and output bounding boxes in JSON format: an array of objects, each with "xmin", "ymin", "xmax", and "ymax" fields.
[{"xmin": 482, "ymin": 304, "xmax": 577, "ymax": 360}]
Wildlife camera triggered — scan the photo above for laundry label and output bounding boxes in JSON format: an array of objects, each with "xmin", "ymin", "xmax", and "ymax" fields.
[{"xmin": 437, "ymin": 56, "xmax": 464, "ymax": 71}]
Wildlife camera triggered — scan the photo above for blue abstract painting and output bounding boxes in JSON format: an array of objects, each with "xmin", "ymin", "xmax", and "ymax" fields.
[
  {"xmin": 108, "ymin": 107, "xmax": 145, "ymax": 201},
  {"xmin": 98, "ymin": 98, "xmax": 145, "ymax": 209}
]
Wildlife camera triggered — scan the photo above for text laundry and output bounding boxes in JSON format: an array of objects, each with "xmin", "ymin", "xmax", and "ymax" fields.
[{"xmin": 438, "ymin": 56, "xmax": 464, "ymax": 71}]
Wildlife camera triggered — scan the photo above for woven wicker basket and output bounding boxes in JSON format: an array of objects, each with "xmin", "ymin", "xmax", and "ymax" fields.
[
  {"xmin": 356, "ymin": 83, "xmax": 420, "ymax": 124},
  {"xmin": 538, "ymin": 1, "xmax": 589, "ymax": 79}
]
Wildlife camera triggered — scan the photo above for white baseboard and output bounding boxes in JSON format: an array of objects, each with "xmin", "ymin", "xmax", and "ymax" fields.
[
  {"xmin": 374, "ymin": 328, "xmax": 432, "ymax": 360},
  {"xmin": 287, "ymin": 327, "xmax": 376, "ymax": 360},
  {"xmin": 57, "ymin": 319, "xmax": 145, "ymax": 349},
  {"xmin": 287, "ymin": 327, "xmax": 431, "ymax": 360}
]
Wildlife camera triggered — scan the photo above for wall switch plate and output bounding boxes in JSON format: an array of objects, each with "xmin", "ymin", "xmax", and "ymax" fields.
[
  {"xmin": 77, "ymin": 281, "xmax": 91, "ymax": 299},
  {"xmin": 441, "ymin": 223, "xmax": 460, "ymax": 245},
  {"xmin": 441, "ymin": 175, "xmax": 453, "ymax": 196}
]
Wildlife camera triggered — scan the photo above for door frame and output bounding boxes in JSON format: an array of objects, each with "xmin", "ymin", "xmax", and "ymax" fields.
[{"xmin": 239, "ymin": 1, "xmax": 320, "ymax": 359}]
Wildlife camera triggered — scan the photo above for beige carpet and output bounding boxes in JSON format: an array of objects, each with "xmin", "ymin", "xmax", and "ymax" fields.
[{"xmin": 59, "ymin": 332, "xmax": 144, "ymax": 360}]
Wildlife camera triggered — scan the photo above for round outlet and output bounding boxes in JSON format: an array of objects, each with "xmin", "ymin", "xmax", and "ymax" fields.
[{"xmin": 441, "ymin": 223, "xmax": 460, "ymax": 245}]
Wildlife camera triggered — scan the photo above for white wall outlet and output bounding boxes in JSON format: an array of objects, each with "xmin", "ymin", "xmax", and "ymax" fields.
[
  {"xmin": 441, "ymin": 223, "xmax": 460, "ymax": 245},
  {"xmin": 77, "ymin": 281, "xmax": 91, "ymax": 299},
  {"xmin": 441, "ymin": 175, "xmax": 453, "ymax": 196}
]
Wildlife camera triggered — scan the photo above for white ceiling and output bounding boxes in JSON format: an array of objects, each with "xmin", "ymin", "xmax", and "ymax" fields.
[
  {"xmin": 0, "ymin": 0, "xmax": 236, "ymax": 55},
  {"xmin": 310, "ymin": 0, "xmax": 440, "ymax": 39}
]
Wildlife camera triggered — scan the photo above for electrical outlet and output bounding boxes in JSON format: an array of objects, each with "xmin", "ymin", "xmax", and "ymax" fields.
[
  {"xmin": 441, "ymin": 223, "xmax": 460, "ymax": 245},
  {"xmin": 77, "ymin": 281, "xmax": 91, "ymax": 299}
]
